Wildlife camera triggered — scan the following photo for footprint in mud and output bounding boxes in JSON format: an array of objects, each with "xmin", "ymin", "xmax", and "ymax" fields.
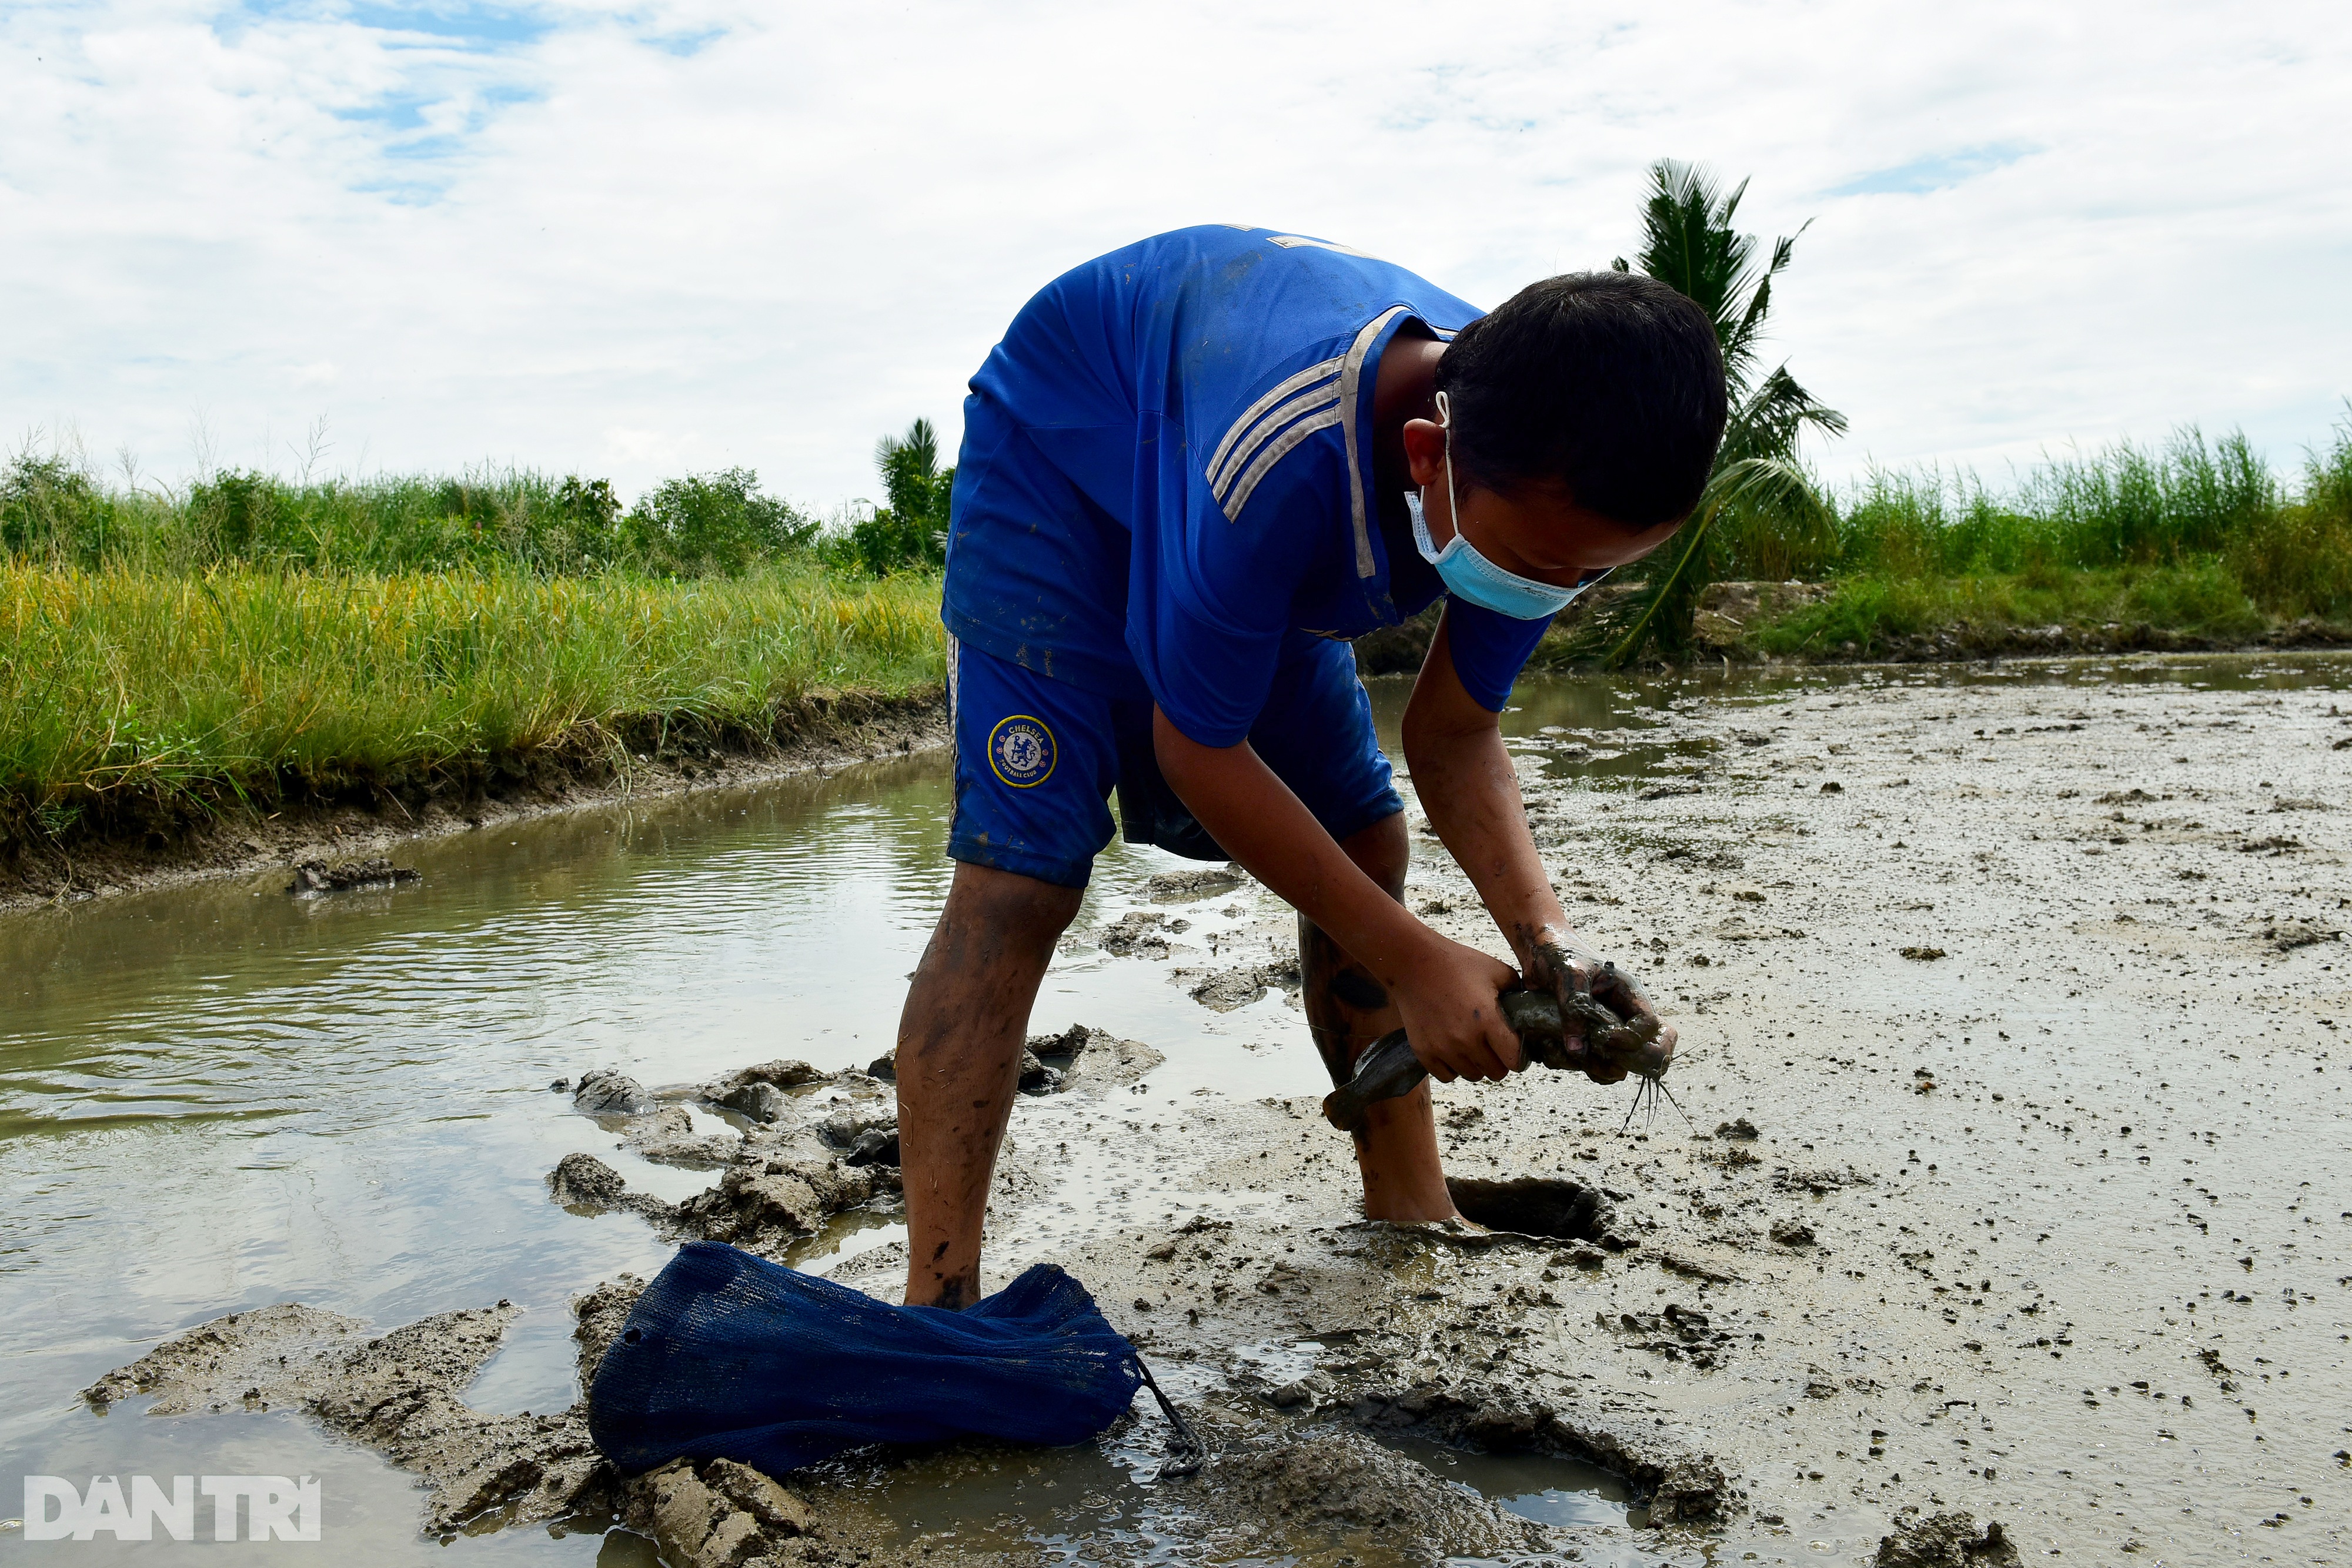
[{"xmin": 1444, "ymin": 1176, "xmax": 1621, "ymax": 1245}]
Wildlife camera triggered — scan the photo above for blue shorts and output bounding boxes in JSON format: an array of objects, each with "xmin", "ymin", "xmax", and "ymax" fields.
[{"xmin": 947, "ymin": 634, "xmax": 1403, "ymax": 890}]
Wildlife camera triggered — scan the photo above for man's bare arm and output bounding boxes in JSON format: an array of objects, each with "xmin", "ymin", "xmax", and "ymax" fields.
[
  {"xmin": 1151, "ymin": 708, "xmax": 1522, "ymax": 1081},
  {"xmin": 1401, "ymin": 606, "xmax": 1675, "ymax": 1081}
]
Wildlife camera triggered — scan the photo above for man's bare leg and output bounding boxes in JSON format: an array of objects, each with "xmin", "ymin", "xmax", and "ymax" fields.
[
  {"xmin": 1299, "ymin": 812, "xmax": 1459, "ymax": 1222},
  {"xmin": 896, "ymin": 861, "xmax": 1083, "ymax": 1308}
]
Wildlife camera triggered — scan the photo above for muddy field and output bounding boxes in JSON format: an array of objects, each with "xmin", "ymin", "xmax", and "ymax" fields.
[{"xmin": 75, "ymin": 658, "xmax": 2352, "ymax": 1564}]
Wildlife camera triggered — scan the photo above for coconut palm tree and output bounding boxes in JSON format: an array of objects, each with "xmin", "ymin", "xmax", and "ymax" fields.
[
  {"xmin": 850, "ymin": 418, "xmax": 953, "ymax": 573},
  {"xmin": 1593, "ymin": 161, "xmax": 1846, "ymax": 664}
]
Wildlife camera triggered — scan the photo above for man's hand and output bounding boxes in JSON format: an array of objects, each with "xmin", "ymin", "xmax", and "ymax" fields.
[
  {"xmin": 1390, "ymin": 935, "xmax": 1524, "ymax": 1083},
  {"xmin": 1524, "ymin": 928, "xmax": 1676, "ymax": 1084}
]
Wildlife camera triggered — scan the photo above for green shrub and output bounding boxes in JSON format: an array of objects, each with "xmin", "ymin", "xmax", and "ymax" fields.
[
  {"xmin": 2223, "ymin": 419, "xmax": 2352, "ymax": 620},
  {"xmin": 1812, "ymin": 420, "xmax": 2350, "ymax": 624},
  {"xmin": 621, "ymin": 469, "xmax": 816, "ymax": 577},
  {"xmin": 823, "ymin": 419, "xmax": 953, "ymax": 577},
  {"xmin": 0, "ymin": 443, "xmax": 823, "ymax": 579},
  {"xmin": 1, "ymin": 453, "xmax": 118, "ymax": 564}
]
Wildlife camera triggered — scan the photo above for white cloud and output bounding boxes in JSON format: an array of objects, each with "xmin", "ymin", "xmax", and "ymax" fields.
[{"xmin": 3, "ymin": 0, "xmax": 2348, "ymax": 507}]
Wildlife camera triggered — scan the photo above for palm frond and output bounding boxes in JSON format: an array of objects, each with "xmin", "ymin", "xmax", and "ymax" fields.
[
  {"xmin": 1722, "ymin": 365, "xmax": 1848, "ymax": 466},
  {"xmin": 1550, "ymin": 165, "xmax": 1846, "ymax": 666}
]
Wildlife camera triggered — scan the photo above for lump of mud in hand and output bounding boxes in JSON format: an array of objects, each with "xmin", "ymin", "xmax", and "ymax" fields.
[
  {"xmin": 1875, "ymin": 1510, "xmax": 2020, "ymax": 1567},
  {"xmin": 1210, "ymin": 1426, "xmax": 1548, "ymax": 1561},
  {"xmin": 574, "ymin": 1068, "xmax": 653, "ymax": 1115},
  {"xmin": 288, "ymin": 857, "xmax": 420, "ymax": 894},
  {"xmin": 1446, "ymin": 1175, "xmax": 1616, "ymax": 1244}
]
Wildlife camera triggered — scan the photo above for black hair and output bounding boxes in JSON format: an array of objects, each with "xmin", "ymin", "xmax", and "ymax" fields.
[{"xmin": 1434, "ymin": 272, "xmax": 1726, "ymax": 529}]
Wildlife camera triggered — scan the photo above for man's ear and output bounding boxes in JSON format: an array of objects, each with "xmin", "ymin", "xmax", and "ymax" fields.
[{"xmin": 1401, "ymin": 418, "xmax": 1448, "ymax": 488}]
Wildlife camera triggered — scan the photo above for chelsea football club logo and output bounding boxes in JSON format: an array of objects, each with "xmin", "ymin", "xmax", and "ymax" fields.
[{"xmin": 987, "ymin": 715, "xmax": 1056, "ymax": 788}]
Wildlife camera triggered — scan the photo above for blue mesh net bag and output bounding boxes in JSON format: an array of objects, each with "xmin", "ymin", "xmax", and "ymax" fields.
[{"xmin": 589, "ymin": 1241, "xmax": 1198, "ymax": 1477}]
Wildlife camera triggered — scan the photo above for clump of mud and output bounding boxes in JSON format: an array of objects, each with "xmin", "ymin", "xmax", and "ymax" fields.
[
  {"xmin": 1183, "ymin": 957, "xmax": 1303, "ymax": 1012},
  {"xmin": 552, "ymin": 1027, "xmax": 1162, "ymax": 1264},
  {"xmin": 1147, "ymin": 864, "xmax": 1247, "ymax": 902},
  {"xmin": 626, "ymin": 1456, "xmax": 814, "ymax": 1566},
  {"xmin": 288, "ymin": 856, "xmax": 420, "ymax": 893},
  {"xmin": 623, "ymin": 1105, "xmax": 741, "ymax": 1169},
  {"xmin": 708, "ymin": 1058, "xmax": 827, "ymax": 1122},
  {"xmin": 83, "ymin": 1300, "xmax": 607, "ymax": 1534},
  {"xmin": 1095, "ymin": 909, "xmax": 1181, "ymax": 958},
  {"xmin": 673, "ymin": 1158, "xmax": 900, "ymax": 1253},
  {"xmin": 1875, "ymin": 1510, "xmax": 2020, "ymax": 1566},
  {"xmin": 1200, "ymin": 1425, "xmax": 1550, "ymax": 1564},
  {"xmin": 574, "ymin": 1067, "xmax": 654, "ymax": 1115}
]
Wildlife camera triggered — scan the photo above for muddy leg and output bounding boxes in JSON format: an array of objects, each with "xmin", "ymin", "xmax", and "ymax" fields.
[
  {"xmin": 896, "ymin": 861, "xmax": 1083, "ymax": 1308},
  {"xmin": 1299, "ymin": 813, "xmax": 1459, "ymax": 1223}
]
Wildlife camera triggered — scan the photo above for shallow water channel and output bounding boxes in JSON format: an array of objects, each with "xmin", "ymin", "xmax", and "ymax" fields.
[{"xmin": 4, "ymin": 654, "xmax": 2343, "ymax": 1563}]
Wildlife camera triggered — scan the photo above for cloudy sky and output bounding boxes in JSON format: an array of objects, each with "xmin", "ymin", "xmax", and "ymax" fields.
[{"xmin": 5, "ymin": 1, "xmax": 2348, "ymax": 509}]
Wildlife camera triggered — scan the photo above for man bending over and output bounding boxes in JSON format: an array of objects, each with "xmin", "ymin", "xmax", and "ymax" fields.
[{"xmin": 894, "ymin": 225, "xmax": 1726, "ymax": 1307}]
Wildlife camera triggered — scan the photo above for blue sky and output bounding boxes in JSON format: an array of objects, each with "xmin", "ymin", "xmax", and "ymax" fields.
[{"xmin": 4, "ymin": 0, "xmax": 2348, "ymax": 507}]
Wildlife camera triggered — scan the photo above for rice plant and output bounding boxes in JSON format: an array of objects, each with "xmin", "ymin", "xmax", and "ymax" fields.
[{"xmin": 0, "ymin": 562, "xmax": 946, "ymax": 849}]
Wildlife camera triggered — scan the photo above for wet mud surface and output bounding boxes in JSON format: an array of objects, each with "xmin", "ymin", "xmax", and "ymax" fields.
[{"xmin": 22, "ymin": 655, "xmax": 2352, "ymax": 1564}]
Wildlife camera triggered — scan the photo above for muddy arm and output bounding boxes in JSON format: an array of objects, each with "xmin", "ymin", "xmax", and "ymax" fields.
[{"xmin": 1321, "ymin": 992, "xmax": 1586, "ymax": 1131}]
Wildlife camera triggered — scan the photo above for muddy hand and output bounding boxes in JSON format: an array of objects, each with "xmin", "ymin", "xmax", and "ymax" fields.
[
  {"xmin": 1390, "ymin": 935, "xmax": 1523, "ymax": 1084},
  {"xmin": 1529, "ymin": 934, "xmax": 1674, "ymax": 1084}
]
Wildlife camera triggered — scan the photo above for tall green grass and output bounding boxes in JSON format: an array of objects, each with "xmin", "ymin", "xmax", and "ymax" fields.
[
  {"xmin": 1710, "ymin": 416, "xmax": 2352, "ymax": 648},
  {"xmin": 1, "ymin": 562, "xmax": 946, "ymax": 847},
  {"xmin": 0, "ymin": 452, "xmax": 860, "ymax": 579}
]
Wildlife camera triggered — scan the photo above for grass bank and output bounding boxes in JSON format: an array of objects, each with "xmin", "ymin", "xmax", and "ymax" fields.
[
  {"xmin": 1, "ymin": 562, "xmax": 946, "ymax": 859},
  {"xmin": 1736, "ymin": 563, "xmax": 2321, "ymax": 661},
  {"xmin": 1588, "ymin": 416, "xmax": 2352, "ymax": 664}
]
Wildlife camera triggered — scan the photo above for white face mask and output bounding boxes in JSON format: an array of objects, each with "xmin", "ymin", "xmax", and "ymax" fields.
[{"xmin": 1406, "ymin": 391, "xmax": 1606, "ymax": 620}]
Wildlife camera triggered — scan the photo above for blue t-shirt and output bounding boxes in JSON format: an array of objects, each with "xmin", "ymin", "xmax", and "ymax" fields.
[{"xmin": 943, "ymin": 224, "xmax": 1553, "ymax": 748}]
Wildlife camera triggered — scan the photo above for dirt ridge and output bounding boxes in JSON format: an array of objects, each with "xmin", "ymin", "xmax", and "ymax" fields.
[{"xmin": 1, "ymin": 686, "xmax": 947, "ymax": 914}]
